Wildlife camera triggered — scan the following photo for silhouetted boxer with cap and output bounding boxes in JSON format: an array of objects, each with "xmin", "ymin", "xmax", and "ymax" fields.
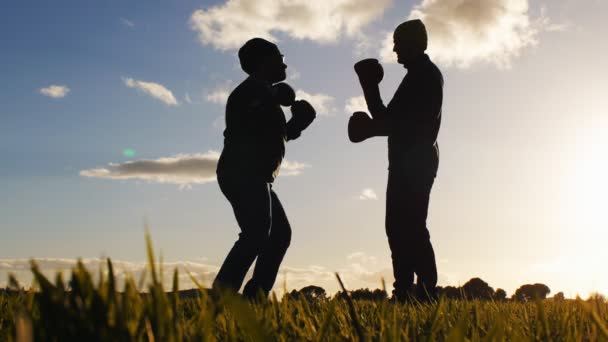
[
  {"xmin": 348, "ymin": 19, "xmax": 443, "ymax": 302},
  {"xmin": 214, "ymin": 38, "xmax": 316, "ymax": 299}
]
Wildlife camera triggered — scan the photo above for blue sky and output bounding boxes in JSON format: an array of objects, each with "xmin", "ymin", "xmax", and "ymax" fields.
[{"xmin": 1, "ymin": 0, "xmax": 607, "ymax": 297}]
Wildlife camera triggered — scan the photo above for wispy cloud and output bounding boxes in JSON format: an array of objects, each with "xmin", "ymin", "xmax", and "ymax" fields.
[
  {"xmin": 344, "ymin": 95, "xmax": 367, "ymax": 114},
  {"xmin": 80, "ymin": 152, "xmax": 309, "ymax": 187},
  {"xmin": 39, "ymin": 85, "xmax": 70, "ymax": 98},
  {"xmin": 381, "ymin": 0, "xmax": 551, "ymax": 68},
  {"xmin": 358, "ymin": 188, "xmax": 378, "ymax": 201},
  {"xmin": 288, "ymin": 68, "xmax": 301, "ymax": 81},
  {"xmin": 205, "ymin": 81, "xmax": 233, "ymax": 105},
  {"xmin": 280, "ymin": 160, "xmax": 310, "ymax": 176},
  {"xmin": 80, "ymin": 152, "xmax": 220, "ymax": 187},
  {"xmin": 189, "ymin": 0, "xmax": 393, "ymax": 50},
  {"xmin": 120, "ymin": 17, "xmax": 135, "ymax": 28},
  {"xmin": 295, "ymin": 90, "xmax": 335, "ymax": 116},
  {"xmin": 122, "ymin": 77, "xmax": 178, "ymax": 106}
]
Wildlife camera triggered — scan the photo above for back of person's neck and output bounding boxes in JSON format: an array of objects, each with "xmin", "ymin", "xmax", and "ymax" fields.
[{"xmin": 403, "ymin": 53, "xmax": 428, "ymax": 70}]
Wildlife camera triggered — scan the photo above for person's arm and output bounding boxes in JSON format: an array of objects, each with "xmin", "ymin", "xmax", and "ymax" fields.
[
  {"xmin": 370, "ymin": 117, "xmax": 390, "ymax": 136},
  {"xmin": 354, "ymin": 59, "xmax": 388, "ymax": 121},
  {"xmin": 362, "ymin": 84, "xmax": 388, "ymax": 121},
  {"xmin": 286, "ymin": 123, "xmax": 301, "ymax": 141}
]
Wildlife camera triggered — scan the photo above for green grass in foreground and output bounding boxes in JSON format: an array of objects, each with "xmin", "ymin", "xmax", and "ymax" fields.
[{"xmin": 1, "ymin": 234, "xmax": 608, "ymax": 341}]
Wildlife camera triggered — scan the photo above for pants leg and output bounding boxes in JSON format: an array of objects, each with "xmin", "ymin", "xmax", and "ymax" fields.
[
  {"xmin": 213, "ymin": 181, "xmax": 272, "ymax": 293},
  {"xmin": 386, "ymin": 153, "xmax": 438, "ymax": 300},
  {"xmin": 243, "ymin": 188, "xmax": 292, "ymax": 298}
]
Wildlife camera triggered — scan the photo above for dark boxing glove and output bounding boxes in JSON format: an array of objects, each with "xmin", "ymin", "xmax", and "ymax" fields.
[
  {"xmin": 271, "ymin": 82, "xmax": 296, "ymax": 107},
  {"xmin": 290, "ymin": 100, "xmax": 316, "ymax": 132},
  {"xmin": 354, "ymin": 58, "xmax": 384, "ymax": 86},
  {"xmin": 348, "ymin": 111, "xmax": 375, "ymax": 143}
]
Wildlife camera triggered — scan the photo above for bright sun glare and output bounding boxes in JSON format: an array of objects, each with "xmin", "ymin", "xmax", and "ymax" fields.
[{"xmin": 558, "ymin": 118, "xmax": 608, "ymax": 296}]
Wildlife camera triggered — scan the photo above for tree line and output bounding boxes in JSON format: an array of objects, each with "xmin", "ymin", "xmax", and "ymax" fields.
[{"xmin": 286, "ymin": 278, "xmax": 568, "ymax": 303}]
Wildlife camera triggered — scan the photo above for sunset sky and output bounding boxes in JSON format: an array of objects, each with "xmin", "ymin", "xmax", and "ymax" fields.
[{"xmin": 1, "ymin": 0, "xmax": 607, "ymax": 298}]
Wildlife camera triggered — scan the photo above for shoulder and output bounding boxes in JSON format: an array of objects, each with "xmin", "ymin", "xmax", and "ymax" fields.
[
  {"xmin": 228, "ymin": 78, "xmax": 272, "ymax": 106},
  {"xmin": 425, "ymin": 58, "xmax": 444, "ymax": 86}
]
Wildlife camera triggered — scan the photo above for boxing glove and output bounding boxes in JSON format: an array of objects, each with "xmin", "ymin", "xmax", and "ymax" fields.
[
  {"xmin": 290, "ymin": 100, "xmax": 316, "ymax": 132},
  {"xmin": 271, "ymin": 82, "xmax": 296, "ymax": 107},
  {"xmin": 348, "ymin": 111, "xmax": 374, "ymax": 143},
  {"xmin": 354, "ymin": 58, "xmax": 384, "ymax": 86}
]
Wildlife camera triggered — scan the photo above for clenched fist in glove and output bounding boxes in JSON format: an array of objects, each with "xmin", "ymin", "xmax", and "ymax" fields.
[
  {"xmin": 348, "ymin": 111, "xmax": 389, "ymax": 143},
  {"xmin": 271, "ymin": 82, "xmax": 296, "ymax": 107},
  {"xmin": 290, "ymin": 100, "xmax": 316, "ymax": 132},
  {"xmin": 354, "ymin": 58, "xmax": 384, "ymax": 86},
  {"xmin": 348, "ymin": 111, "xmax": 374, "ymax": 143},
  {"xmin": 353, "ymin": 59, "xmax": 385, "ymax": 119}
]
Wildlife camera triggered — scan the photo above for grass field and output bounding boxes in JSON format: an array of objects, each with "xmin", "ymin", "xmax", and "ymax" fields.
[{"xmin": 1, "ymin": 236, "xmax": 607, "ymax": 341}]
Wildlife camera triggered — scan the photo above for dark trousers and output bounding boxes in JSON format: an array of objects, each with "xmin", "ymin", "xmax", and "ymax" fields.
[
  {"xmin": 213, "ymin": 176, "xmax": 291, "ymax": 298},
  {"xmin": 386, "ymin": 149, "xmax": 438, "ymax": 300}
]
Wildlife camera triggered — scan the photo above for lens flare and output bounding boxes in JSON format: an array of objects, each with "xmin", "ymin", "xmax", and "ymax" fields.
[{"xmin": 122, "ymin": 148, "xmax": 136, "ymax": 158}]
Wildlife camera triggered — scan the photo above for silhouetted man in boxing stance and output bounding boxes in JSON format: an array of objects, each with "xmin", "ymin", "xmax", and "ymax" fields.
[
  {"xmin": 213, "ymin": 38, "xmax": 316, "ymax": 299},
  {"xmin": 348, "ymin": 19, "xmax": 443, "ymax": 301}
]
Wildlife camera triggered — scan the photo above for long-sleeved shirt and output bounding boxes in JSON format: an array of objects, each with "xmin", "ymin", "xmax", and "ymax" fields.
[
  {"xmin": 369, "ymin": 54, "xmax": 443, "ymax": 170},
  {"xmin": 217, "ymin": 76, "xmax": 299, "ymax": 183}
]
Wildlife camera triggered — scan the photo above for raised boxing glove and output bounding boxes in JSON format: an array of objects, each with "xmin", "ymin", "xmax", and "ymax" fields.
[
  {"xmin": 271, "ymin": 82, "xmax": 296, "ymax": 107},
  {"xmin": 354, "ymin": 58, "xmax": 384, "ymax": 86},
  {"xmin": 290, "ymin": 100, "xmax": 316, "ymax": 132}
]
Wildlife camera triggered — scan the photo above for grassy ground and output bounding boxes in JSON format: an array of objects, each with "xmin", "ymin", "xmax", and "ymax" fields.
[{"xmin": 1, "ymin": 236, "xmax": 607, "ymax": 341}]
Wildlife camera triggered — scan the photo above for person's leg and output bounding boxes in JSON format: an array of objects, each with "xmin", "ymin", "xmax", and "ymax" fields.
[
  {"xmin": 408, "ymin": 150, "xmax": 438, "ymax": 301},
  {"xmin": 213, "ymin": 181, "xmax": 272, "ymax": 293},
  {"xmin": 386, "ymin": 172, "xmax": 416, "ymax": 301},
  {"xmin": 408, "ymin": 181, "xmax": 437, "ymax": 301},
  {"xmin": 243, "ymin": 188, "xmax": 292, "ymax": 298}
]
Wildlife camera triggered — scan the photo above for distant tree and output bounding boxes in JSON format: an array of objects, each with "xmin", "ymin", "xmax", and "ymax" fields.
[
  {"xmin": 462, "ymin": 278, "xmax": 494, "ymax": 300},
  {"xmin": 437, "ymin": 286, "xmax": 463, "ymax": 299},
  {"xmin": 289, "ymin": 285, "xmax": 327, "ymax": 301},
  {"xmin": 553, "ymin": 292, "xmax": 565, "ymax": 301},
  {"xmin": 513, "ymin": 283, "xmax": 550, "ymax": 302},
  {"xmin": 349, "ymin": 288, "xmax": 388, "ymax": 301},
  {"xmin": 300, "ymin": 285, "xmax": 327, "ymax": 301},
  {"xmin": 494, "ymin": 288, "xmax": 507, "ymax": 301}
]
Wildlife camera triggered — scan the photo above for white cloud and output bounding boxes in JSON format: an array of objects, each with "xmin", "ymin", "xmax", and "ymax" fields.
[
  {"xmin": 288, "ymin": 68, "xmax": 301, "ymax": 81},
  {"xmin": 205, "ymin": 81, "xmax": 233, "ymax": 105},
  {"xmin": 123, "ymin": 77, "xmax": 178, "ymax": 106},
  {"xmin": 347, "ymin": 252, "xmax": 378, "ymax": 264},
  {"xmin": 381, "ymin": 0, "xmax": 549, "ymax": 68},
  {"xmin": 280, "ymin": 160, "xmax": 310, "ymax": 176},
  {"xmin": 212, "ymin": 116, "xmax": 226, "ymax": 130},
  {"xmin": 120, "ymin": 17, "xmax": 135, "ymax": 28},
  {"xmin": 39, "ymin": 85, "xmax": 70, "ymax": 98},
  {"xmin": 344, "ymin": 95, "xmax": 367, "ymax": 114},
  {"xmin": 295, "ymin": 89, "xmax": 335, "ymax": 116},
  {"xmin": 80, "ymin": 152, "xmax": 220, "ymax": 186},
  {"xmin": 189, "ymin": 0, "xmax": 393, "ymax": 50},
  {"xmin": 184, "ymin": 93, "xmax": 193, "ymax": 104},
  {"xmin": 80, "ymin": 152, "xmax": 309, "ymax": 186},
  {"xmin": 358, "ymin": 188, "xmax": 378, "ymax": 200}
]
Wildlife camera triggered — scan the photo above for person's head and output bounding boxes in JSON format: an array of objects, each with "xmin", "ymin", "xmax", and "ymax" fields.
[
  {"xmin": 392, "ymin": 19, "xmax": 428, "ymax": 67},
  {"xmin": 238, "ymin": 38, "xmax": 287, "ymax": 83}
]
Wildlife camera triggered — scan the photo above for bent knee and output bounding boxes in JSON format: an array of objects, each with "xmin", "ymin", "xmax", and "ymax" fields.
[{"xmin": 237, "ymin": 231, "xmax": 270, "ymax": 247}]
